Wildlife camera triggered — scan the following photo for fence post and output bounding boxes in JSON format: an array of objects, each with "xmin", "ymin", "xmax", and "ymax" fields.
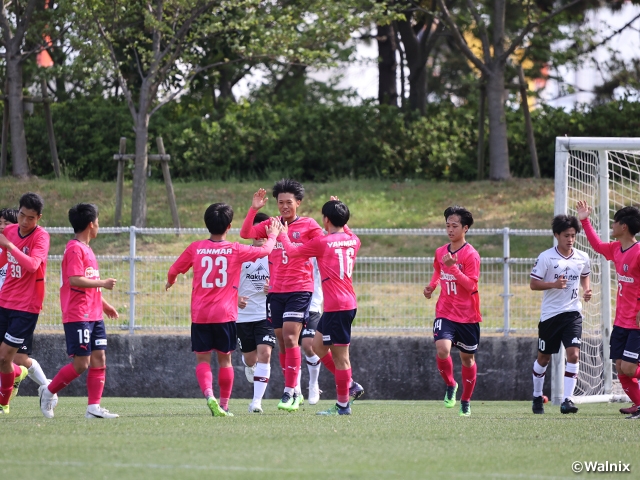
[
  {"xmin": 502, "ymin": 227, "xmax": 510, "ymax": 336},
  {"xmin": 128, "ymin": 226, "xmax": 137, "ymax": 334}
]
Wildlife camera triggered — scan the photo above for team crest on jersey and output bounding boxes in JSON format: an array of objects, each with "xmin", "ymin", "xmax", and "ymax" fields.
[
  {"xmin": 533, "ymin": 259, "xmax": 538, "ymax": 267},
  {"xmin": 292, "ymin": 231, "xmax": 300, "ymax": 239},
  {"xmin": 624, "ymin": 264, "xmax": 629, "ymax": 272},
  {"xmin": 22, "ymin": 246, "xmax": 29, "ymax": 255}
]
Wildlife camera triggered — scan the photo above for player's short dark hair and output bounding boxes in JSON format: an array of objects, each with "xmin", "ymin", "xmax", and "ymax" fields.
[
  {"xmin": 552, "ymin": 214, "xmax": 581, "ymax": 235},
  {"xmin": 322, "ymin": 200, "xmax": 350, "ymax": 227},
  {"xmin": 614, "ymin": 206, "xmax": 640, "ymax": 236},
  {"xmin": 254, "ymin": 212, "xmax": 269, "ymax": 225},
  {"xmin": 204, "ymin": 203, "xmax": 233, "ymax": 234},
  {"xmin": 68, "ymin": 203, "xmax": 98, "ymax": 233},
  {"xmin": 19, "ymin": 192, "xmax": 44, "ymax": 215},
  {"xmin": 272, "ymin": 179, "xmax": 304, "ymax": 201},
  {"xmin": 444, "ymin": 205, "xmax": 473, "ymax": 228},
  {"xmin": 0, "ymin": 208, "xmax": 18, "ymax": 224}
]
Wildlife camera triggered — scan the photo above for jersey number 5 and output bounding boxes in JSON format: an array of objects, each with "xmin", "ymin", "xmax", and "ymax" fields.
[
  {"xmin": 201, "ymin": 256, "xmax": 228, "ymax": 288},
  {"xmin": 335, "ymin": 248, "xmax": 355, "ymax": 279}
]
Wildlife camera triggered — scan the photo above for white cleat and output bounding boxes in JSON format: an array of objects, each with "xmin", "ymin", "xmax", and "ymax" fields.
[
  {"xmin": 38, "ymin": 384, "xmax": 57, "ymax": 419},
  {"xmin": 244, "ymin": 364, "xmax": 256, "ymax": 383},
  {"xmin": 248, "ymin": 401, "xmax": 263, "ymax": 414},
  {"xmin": 308, "ymin": 383, "xmax": 322, "ymax": 405},
  {"xmin": 85, "ymin": 404, "xmax": 119, "ymax": 419}
]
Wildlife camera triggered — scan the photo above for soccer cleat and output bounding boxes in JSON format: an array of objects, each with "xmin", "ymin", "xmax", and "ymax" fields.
[
  {"xmin": 348, "ymin": 381, "xmax": 364, "ymax": 405},
  {"xmin": 316, "ymin": 403, "xmax": 351, "ymax": 416},
  {"xmin": 244, "ymin": 364, "xmax": 256, "ymax": 383},
  {"xmin": 277, "ymin": 392, "xmax": 294, "ymax": 411},
  {"xmin": 207, "ymin": 397, "xmax": 232, "ymax": 417},
  {"xmin": 289, "ymin": 393, "xmax": 303, "ymax": 411},
  {"xmin": 625, "ymin": 408, "xmax": 640, "ymax": 420},
  {"xmin": 85, "ymin": 404, "xmax": 120, "ymax": 419},
  {"xmin": 308, "ymin": 383, "xmax": 322, "ymax": 405},
  {"xmin": 619, "ymin": 404, "xmax": 638, "ymax": 415},
  {"xmin": 0, "ymin": 404, "xmax": 9, "ymax": 415},
  {"xmin": 10, "ymin": 366, "xmax": 29, "ymax": 401},
  {"xmin": 39, "ymin": 385, "xmax": 57, "ymax": 419},
  {"xmin": 532, "ymin": 396, "xmax": 545, "ymax": 414},
  {"xmin": 444, "ymin": 383, "xmax": 458, "ymax": 408},
  {"xmin": 560, "ymin": 398, "xmax": 578, "ymax": 415},
  {"xmin": 248, "ymin": 401, "xmax": 263, "ymax": 414},
  {"xmin": 459, "ymin": 401, "xmax": 471, "ymax": 416}
]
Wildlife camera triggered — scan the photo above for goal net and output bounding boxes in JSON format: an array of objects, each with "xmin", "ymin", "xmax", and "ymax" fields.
[{"xmin": 554, "ymin": 137, "xmax": 640, "ymax": 404}]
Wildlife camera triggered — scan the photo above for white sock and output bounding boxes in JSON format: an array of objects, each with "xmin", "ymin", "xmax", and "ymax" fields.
[
  {"xmin": 564, "ymin": 362, "xmax": 579, "ymax": 400},
  {"xmin": 27, "ymin": 358, "xmax": 48, "ymax": 386},
  {"xmin": 306, "ymin": 354, "xmax": 321, "ymax": 387},
  {"xmin": 252, "ymin": 363, "xmax": 270, "ymax": 403},
  {"xmin": 241, "ymin": 356, "xmax": 252, "ymax": 368},
  {"xmin": 294, "ymin": 366, "xmax": 302, "ymax": 396},
  {"xmin": 532, "ymin": 360, "xmax": 547, "ymax": 397},
  {"xmin": 284, "ymin": 386, "xmax": 294, "ymax": 395}
]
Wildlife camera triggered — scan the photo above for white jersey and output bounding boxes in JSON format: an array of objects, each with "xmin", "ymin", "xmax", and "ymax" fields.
[
  {"xmin": 237, "ymin": 254, "xmax": 269, "ymax": 324},
  {"xmin": 309, "ymin": 257, "xmax": 323, "ymax": 313},
  {"xmin": 0, "ymin": 247, "xmax": 5, "ymax": 290},
  {"xmin": 530, "ymin": 246, "xmax": 591, "ymax": 322}
]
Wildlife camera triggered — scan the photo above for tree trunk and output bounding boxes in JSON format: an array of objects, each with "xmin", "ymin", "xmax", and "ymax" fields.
[
  {"xmin": 5, "ymin": 52, "xmax": 29, "ymax": 177},
  {"xmin": 377, "ymin": 23, "xmax": 398, "ymax": 106},
  {"xmin": 131, "ymin": 111, "xmax": 150, "ymax": 228},
  {"xmin": 408, "ymin": 65, "xmax": 427, "ymax": 115},
  {"xmin": 218, "ymin": 66, "xmax": 236, "ymax": 102},
  {"xmin": 485, "ymin": 68, "xmax": 510, "ymax": 180}
]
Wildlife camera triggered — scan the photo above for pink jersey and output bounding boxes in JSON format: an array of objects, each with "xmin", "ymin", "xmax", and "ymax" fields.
[
  {"xmin": 60, "ymin": 240, "xmax": 104, "ymax": 323},
  {"xmin": 582, "ymin": 219, "xmax": 640, "ymax": 329},
  {"xmin": 167, "ymin": 235, "xmax": 277, "ymax": 324},
  {"xmin": 280, "ymin": 230, "xmax": 361, "ymax": 312},
  {"xmin": 0, "ymin": 224, "xmax": 50, "ymax": 314},
  {"xmin": 428, "ymin": 242, "xmax": 482, "ymax": 324},
  {"xmin": 240, "ymin": 209, "xmax": 323, "ymax": 293}
]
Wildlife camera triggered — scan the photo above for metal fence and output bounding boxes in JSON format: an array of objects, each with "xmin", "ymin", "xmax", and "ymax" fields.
[{"xmin": 37, "ymin": 227, "xmax": 553, "ymax": 335}]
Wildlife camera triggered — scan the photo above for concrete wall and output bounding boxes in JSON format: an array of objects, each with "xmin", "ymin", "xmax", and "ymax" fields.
[{"xmin": 19, "ymin": 334, "xmax": 548, "ymax": 400}]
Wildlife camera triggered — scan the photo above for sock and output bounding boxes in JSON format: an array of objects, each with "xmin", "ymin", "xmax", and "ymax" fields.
[
  {"xmin": 195, "ymin": 363, "xmax": 214, "ymax": 399},
  {"xmin": 218, "ymin": 366, "xmax": 234, "ymax": 410},
  {"xmin": 279, "ymin": 352, "xmax": 286, "ymax": 377},
  {"xmin": 563, "ymin": 362, "xmax": 579, "ymax": 400},
  {"xmin": 87, "ymin": 367, "xmax": 106, "ymax": 405},
  {"xmin": 532, "ymin": 360, "xmax": 547, "ymax": 397},
  {"xmin": 436, "ymin": 356, "xmax": 456, "ymax": 387},
  {"xmin": 306, "ymin": 354, "xmax": 321, "ymax": 387},
  {"xmin": 27, "ymin": 358, "xmax": 48, "ymax": 386},
  {"xmin": 284, "ymin": 347, "xmax": 301, "ymax": 389},
  {"xmin": 320, "ymin": 351, "xmax": 336, "ymax": 376},
  {"xmin": 48, "ymin": 363, "xmax": 81, "ymax": 395},
  {"xmin": 461, "ymin": 363, "xmax": 477, "ymax": 402},
  {"xmin": 0, "ymin": 371, "xmax": 15, "ymax": 404},
  {"xmin": 295, "ymin": 362, "xmax": 302, "ymax": 396},
  {"xmin": 619, "ymin": 374, "xmax": 640, "ymax": 406},
  {"xmin": 336, "ymin": 368, "xmax": 351, "ymax": 407},
  {"xmin": 253, "ymin": 362, "xmax": 270, "ymax": 403}
]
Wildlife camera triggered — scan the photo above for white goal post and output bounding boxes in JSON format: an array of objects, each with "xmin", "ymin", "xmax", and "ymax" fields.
[{"xmin": 554, "ymin": 137, "xmax": 640, "ymax": 405}]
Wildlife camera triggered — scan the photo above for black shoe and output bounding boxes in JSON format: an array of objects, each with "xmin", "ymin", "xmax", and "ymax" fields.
[
  {"xmin": 532, "ymin": 396, "xmax": 545, "ymax": 414},
  {"xmin": 560, "ymin": 398, "xmax": 578, "ymax": 414},
  {"xmin": 625, "ymin": 409, "xmax": 640, "ymax": 419}
]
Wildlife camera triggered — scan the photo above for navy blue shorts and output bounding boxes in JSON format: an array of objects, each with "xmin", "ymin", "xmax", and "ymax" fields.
[
  {"xmin": 17, "ymin": 332, "xmax": 33, "ymax": 355},
  {"xmin": 433, "ymin": 318, "xmax": 480, "ymax": 354},
  {"xmin": 318, "ymin": 309, "xmax": 357, "ymax": 346},
  {"xmin": 0, "ymin": 306, "xmax": 39, "ymax": 350},
  {"xmin": 299, "ymin": 311, "xmax": 321, "ymax": 342},
  {"xmin": 236, "ymin": 320, "xmax": 276, "ymax": 353},
  {"xmin": 64, "ymin": 320, "xmax": 107, "ymax": 357},
  {"xmin": 537, "ymin": 311, "xmax": 582, "ymax": 354},
  {"xmin": 267, "ymin": 292, "xmax": 312, "ymax": 329},
  {"xmin": 610, "ymin": 325, "xmax": 640, "ymax": 363},
  {"xmin": 191, "ymin": 322, "xmax": 237, "ymax": 354}
]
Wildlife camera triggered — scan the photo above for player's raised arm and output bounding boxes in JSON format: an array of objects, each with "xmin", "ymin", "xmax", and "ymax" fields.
[
  {"xmin": 577, "ymin": 201, "xmax": 615, "ymax": 259},
  {"xmin": 166, "ymin": 245, "xmax": 194, "ymax": 289},
  {"xmin": 240, "ymin": 189, "xmax": 270, "ymax": 239},
  {"xmin": 238, "ymin": 218, "xmax": 279, "ymax": 262}
]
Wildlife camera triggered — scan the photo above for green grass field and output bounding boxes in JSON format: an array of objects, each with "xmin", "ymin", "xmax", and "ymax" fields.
[{"xmin": 1, "ymin": 397, "xmax": 637, "ymax": 479}]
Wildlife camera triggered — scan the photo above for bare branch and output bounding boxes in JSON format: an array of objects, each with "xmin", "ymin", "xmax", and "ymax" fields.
[{"xmin": 465, "ymin": 0, "xmax": 490, "ymax": 61}]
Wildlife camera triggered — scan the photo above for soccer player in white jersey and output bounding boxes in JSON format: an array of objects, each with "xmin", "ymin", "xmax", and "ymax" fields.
[
  {"xmin": 236, "ymin": 212, "xmax": 277, "ymax": 413},
  {"xmin": 529, "ymin": 214, "xmax": 592, "ymax": 415}
]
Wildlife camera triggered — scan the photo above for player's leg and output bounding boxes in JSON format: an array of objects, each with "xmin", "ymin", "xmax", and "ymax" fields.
[
  {"xmin": 558, "ymin": 312, "xmax": 582, "ymax": 414},
  {"xmin": 456, "ymin": 321, "xmax": 479, "ymax": 416},
  {"xmin": 213, "ymin": 321, "xmax": 237, "ymax": 415},
  {"xmin": 615, "ymin": 330, "xmax": 640, "ymax": 419},
  {"xmin": 302, "ymin": 312, "xmax": 322, "ymax": 404},
  {"xmin": 249, "ymin": 320, "xmax": 276, "ymax": 413},
  {"xmin": 532, "ymin": 314, "xmax": 563, "ymax": 414},
  {"xmin": 237, "ymin": 322, "xmax": 258, "ymax": 383},
  {"xmin": 192, "ymin": 323, "xmax": 229, "ymax": 417},
  {"xmin": 532, "ymin": 351, "xmax": 551, "ymax": 414},
  {"xmin": 0, "ymin": 309, "xmax": 36, "ymax": 412},
  {"xmin": 434, "ymin": 318, "xmax": 457, "ymax": 408},
  {"xmin": 14, "ymin": 331, "xmax": 48, "ymax": 388},
  {"xmin": 85, "ymin": 321, "xmax": 117, "ymax": 419}
]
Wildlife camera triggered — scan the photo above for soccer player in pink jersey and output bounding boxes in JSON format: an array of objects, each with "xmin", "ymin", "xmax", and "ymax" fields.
[
  {"xmin": 167, "ymin": 203, "xmax": 279, "ymax": 417},
  {"xmin": 0, "ymin": 207, "xmax": 49, "ymax": 396},
  {"xmin": 576, "ymin": 201, "xmax": 640, "ymax": 419},
  {"xmin": 279, "ymin": 199, "xmax": 361, "ymax": 415},
  {"xmin": 423, "ymin": 206, "xmax": 481, "ymax": 417},
  {"xmin": 39, "ymin": 203, "xmax": 120, "ymax": 419},
  {"xmin": 0, "ymin": 193, "xmax": 50, "ymax": 414},
  {"xmin": 240, "ymin": 180, "xmax": 325, "ymax": 412}
]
